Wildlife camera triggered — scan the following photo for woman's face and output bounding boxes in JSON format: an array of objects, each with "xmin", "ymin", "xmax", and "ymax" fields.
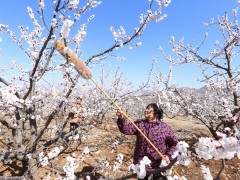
[
  {"xmin": 76, "ymin": 99, "xmax": 82, "ymax": 105},
  {"xmin": 144, "ymin": 107, "xmax": 156, "ymax": 121}
]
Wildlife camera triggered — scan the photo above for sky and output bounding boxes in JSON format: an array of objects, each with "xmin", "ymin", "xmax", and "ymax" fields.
[{"xmin": 0, "ymin": 0, "xmax": 239, "ymax": 89}]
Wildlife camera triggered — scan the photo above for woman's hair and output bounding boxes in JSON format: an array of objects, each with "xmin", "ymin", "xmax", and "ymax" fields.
[{"xmin": 146, "ymin": 103, "xmax": 164, "ymax": 120}]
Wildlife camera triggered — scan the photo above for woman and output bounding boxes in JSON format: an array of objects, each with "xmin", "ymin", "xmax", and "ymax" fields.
[
  {"xmin": 116, "ymin": 103, "xmax": 178, "ymax": 180},
  {"xmin": 67, "ymin": 97, "xmax": 84, "ymax": 134}
]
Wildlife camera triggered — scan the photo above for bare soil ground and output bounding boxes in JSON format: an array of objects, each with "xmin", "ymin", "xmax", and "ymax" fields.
[{"xmin": 0, "ymin": 116, "xmax": 240, "ymax": 180}]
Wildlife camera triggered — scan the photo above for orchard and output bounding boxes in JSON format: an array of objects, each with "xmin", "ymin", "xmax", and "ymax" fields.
[{"xmin": 0, "ymin": 0, "xmax": 239, "ymax": 179}]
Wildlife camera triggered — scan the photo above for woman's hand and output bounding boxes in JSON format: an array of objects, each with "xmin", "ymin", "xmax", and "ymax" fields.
[
  {"xmin": 162, "ymin": 155, "xmax": 170, "ymax": 164},
  {"xmin": 116, "ymin": 109, "xmax": 125, "ymax": 119}
]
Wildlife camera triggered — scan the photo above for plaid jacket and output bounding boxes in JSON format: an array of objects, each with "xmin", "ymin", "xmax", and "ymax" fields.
[{"xmin": 117, "ymin": 118, "xmax": 178, "ymax": 169}]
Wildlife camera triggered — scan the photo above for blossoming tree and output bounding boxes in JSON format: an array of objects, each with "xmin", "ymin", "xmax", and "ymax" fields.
[
  {"xmin": 156, "ymin": 4, "xmax": 240, "ymax": 179},
  {"xmin": 0, "ymin": 0, "xmax": 170, "ymax": 179}
]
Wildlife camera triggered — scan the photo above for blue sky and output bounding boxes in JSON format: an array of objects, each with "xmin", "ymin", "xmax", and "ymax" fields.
[{"xmin": 0, "ymin": 0, "xmax": 239, "ymax": 88}]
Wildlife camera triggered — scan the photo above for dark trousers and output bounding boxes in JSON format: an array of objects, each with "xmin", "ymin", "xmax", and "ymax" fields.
[
  {"xmin": 69, "ymin": 122, "xmax": 79, "ymax": 134},
  {"xmin": 138, "ymin": 173, "xmax": 167, "ymax": 180}
]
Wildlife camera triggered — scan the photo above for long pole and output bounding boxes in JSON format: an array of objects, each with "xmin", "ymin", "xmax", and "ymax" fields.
[{"xmin": 54, "ymin": 39, "xmax": 181, "ymax": 178}]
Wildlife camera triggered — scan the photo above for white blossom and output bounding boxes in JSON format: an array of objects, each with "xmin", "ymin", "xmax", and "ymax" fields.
[
  {"xmin": 61, "ymin": 19, "xmax": 74, "ymax": 38},
  {"xmin": 201, "ymin": 165, "xmax": 213, "ymax": 180}
]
